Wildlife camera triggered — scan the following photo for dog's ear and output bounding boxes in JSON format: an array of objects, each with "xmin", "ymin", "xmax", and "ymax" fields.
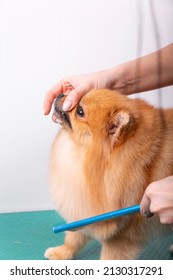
[{"xmin": 108, "ymin": 111, "xmax": 133, "ymax": 148}]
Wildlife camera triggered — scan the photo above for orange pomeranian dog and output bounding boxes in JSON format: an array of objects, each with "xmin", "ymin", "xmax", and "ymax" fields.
[{"xmin": 45, "ymin": 89, "xmax": 173, "ymax": 260}]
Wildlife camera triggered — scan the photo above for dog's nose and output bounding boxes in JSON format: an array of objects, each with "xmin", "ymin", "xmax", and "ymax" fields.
[
  {"xmin": 54, "ymin": 93, "xmax": 65, "ymax": 111},
  {"xmin": 57, "ymin": 93, "xmax": 65, "ymax": 100}
]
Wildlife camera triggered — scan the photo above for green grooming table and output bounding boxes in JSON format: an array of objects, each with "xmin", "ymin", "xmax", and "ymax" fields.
[{"xmin": 0, "ymin": 210, "xmax": 172, "ymax": 260}]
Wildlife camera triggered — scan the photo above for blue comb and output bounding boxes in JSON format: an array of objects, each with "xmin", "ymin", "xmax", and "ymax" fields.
[{"xmin": 53, "ymin": 204, "xmax": 140, "ymax": 233}]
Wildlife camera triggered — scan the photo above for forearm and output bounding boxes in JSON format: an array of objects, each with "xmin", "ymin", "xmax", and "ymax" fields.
[
  {"xmin": 108, "ymin": 43, "xmax": 173, "ymax": 95},
  {"xmin": 44, "ymin": 44, "xmax": 173, "ymax": 114}
]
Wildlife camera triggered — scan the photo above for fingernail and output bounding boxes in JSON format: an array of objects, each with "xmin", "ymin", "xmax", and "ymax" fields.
[{"xmin": 63, "ymin": 100, "xmax": 72, "ymax": 111}]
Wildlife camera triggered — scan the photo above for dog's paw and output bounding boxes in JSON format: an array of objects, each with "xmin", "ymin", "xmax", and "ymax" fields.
[{"xmin": 44, "ymin": 245, "xmax": 73, "ymax": 260}]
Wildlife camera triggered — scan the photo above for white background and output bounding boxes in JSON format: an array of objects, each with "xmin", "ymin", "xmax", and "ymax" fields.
[{"xmin": 0, "ymin": 0, "xmax": 173, "ymax": 213}]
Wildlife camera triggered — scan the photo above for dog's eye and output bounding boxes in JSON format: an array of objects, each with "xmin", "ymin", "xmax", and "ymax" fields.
[{"xmin": 76, "ymin": 105, "xmax": 85, "ymax": 118}]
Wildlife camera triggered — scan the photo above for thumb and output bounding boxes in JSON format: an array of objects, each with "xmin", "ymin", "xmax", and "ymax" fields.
[
  {"xmin": 62, "ymin": 87, "xmax": 86, "ymax": 111},
  {"xmin": 140, "ymin": 193, "xmax": 154, "ymax": 218}
]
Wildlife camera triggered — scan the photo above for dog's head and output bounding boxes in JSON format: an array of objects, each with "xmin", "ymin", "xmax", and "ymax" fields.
[{"xmin": 52, "ymin": 89, "xmax": 138, "ymax": 149}]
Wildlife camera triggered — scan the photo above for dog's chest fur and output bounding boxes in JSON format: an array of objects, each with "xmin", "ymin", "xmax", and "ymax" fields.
[
  {"xmin": 49, "ymin": 129, "xmax": 127, "ymax": 241},
  {"xmin": 50, "ymin": 130, "xmax": 93, "ymax": 222}
]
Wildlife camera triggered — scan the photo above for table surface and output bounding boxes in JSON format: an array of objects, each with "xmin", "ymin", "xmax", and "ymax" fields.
[{"xmin": 0, "ymin": 210, "xmax": 172, "ymax": 260}]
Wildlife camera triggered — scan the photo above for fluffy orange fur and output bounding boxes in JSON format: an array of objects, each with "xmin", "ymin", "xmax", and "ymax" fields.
[{"xmin": 45, "ymin": 89, "xmax": 173, "ymax": 260}]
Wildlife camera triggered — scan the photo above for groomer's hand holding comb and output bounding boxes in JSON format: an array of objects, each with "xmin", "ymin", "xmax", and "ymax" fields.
[{"xmin": 140, "ymin": 176, "xmax": 173, "ymax": 230}]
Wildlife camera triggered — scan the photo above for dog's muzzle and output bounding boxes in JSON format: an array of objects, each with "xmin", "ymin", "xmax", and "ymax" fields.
[{"xmin": 52, "ymin": 94, "xmax": 72, "ymax": 129}]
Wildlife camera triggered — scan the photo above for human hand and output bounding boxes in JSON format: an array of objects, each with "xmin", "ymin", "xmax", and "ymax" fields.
[
  {"xmin": 43, "ymin": 70, "xmax": 114, "ymax": 115},
  {"xmin": 140, "ymin": 176, "xmax": 173, "ymax": 229}
]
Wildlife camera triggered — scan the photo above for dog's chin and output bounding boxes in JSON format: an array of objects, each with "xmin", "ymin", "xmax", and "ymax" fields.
[
  {"xmin": 52, "ymin": 114, "xmax": 63, "ymax": 125},
  {"xmin": 52, "ymin": 110, "xmax": 72, "ymax": 129}
]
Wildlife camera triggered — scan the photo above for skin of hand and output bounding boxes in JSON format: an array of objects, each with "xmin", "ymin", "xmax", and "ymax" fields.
[
  {"xmin": 140, "ymin": 176, "xmax": 173, "ymax": 229},
  {"xmin": 43, "ymin": 43, "xmax": 173, "ymax": 114},
  {"xmin": 43, "ymin": 71, "xmax": 115, "ymax": 114}
]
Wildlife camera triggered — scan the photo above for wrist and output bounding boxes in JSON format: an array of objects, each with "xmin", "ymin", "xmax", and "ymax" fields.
[{"xmin": 106, "ymin": 64, "xmax": 138, "ymax": 96}]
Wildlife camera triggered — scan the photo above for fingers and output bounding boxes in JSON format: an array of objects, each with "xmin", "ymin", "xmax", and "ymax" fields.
[
  {"xmin": 43, "ymin": 82, "xmax": 64, "ymax": 115},
  {"xmin": 43, "ymin": 72, "xmax": 99, "ymax": 114},
  {"xmin": 62, "ymin": 87, "xmax": 86, "ymax": 111},
  {"xmin": 140, "ymin": 178, "xmax": 173, "ymax": 225},
  {"xmin": 159, "ymin": 211, "xmax": 173, "ymax": 232},
  {"xmin": 44, "ymin": 85, "xmax": 85, "ymax": 114},
  {"xmin": 43, "ymin": 80, "xmax": 86, "ymax": 114},
  {"xmin": 159, "ymin": 210, "xmax": 173, "ymax": 225}
]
